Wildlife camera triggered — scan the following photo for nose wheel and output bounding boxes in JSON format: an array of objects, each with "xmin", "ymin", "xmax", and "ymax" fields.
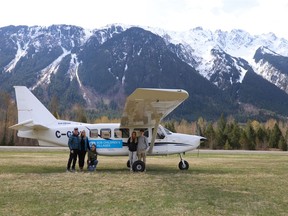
[{"xmin": 178, "ymin": 154, "xmax": 189, "ymax": 170}]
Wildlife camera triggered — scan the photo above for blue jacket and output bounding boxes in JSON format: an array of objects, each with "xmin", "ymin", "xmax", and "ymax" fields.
[{"xmin": 68, "ymin": 134, "xmax": 80, "ymax": 150}]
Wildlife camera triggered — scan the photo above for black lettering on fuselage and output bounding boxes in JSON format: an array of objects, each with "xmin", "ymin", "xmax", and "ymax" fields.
[
  {"xmin": 56, "ymin": 130, "xmax": 72, "ymax": 138},
  {"xmin": 55, "ymin": 130, "xmax": 61, "ymax": 138},
  {"xmin": 67, "ymin": 131, "xmax": 72, "ymax": 137}
]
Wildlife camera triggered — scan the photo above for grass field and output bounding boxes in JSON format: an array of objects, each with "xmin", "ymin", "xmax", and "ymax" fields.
[{"xmin": 1, "ymin": 149, "xmax": 288, "ymax": 216}]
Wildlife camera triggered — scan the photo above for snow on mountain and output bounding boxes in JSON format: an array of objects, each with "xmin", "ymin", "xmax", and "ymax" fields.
[
  {"xmin": 4, "ymin": 40, "xmax": 29, "ymax": 73},
  {"xmin": 139, "ymin": 25, "xmax": 288, "ymax": 91},
  {"xmin": 3, "ymin": 25, "xmax": 92, "ymax": 74},
  {"xmin": 146, "ymin": 26, "xmax": 288, "ymax": 59},
  {"xmin": 253, "ymin": 46, "xmax": 288, "ymax": 93},
  {"xmin": 31, "ymin": 48, "xmax": 71, "ymax": 90},
  {"xmin": 255, "ymin": 58, "xmax": 288, "ymax": 93}
]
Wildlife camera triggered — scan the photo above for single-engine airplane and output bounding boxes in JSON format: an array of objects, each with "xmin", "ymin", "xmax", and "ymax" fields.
[{"xmin": 10, "ymin": 86, "xmax": 205, "ymax": 172}]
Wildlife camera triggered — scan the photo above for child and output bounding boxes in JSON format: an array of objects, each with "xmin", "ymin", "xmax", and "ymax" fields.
[{"xmin": 87, "ymin": 144, "xmax": 98, "ymax": 171}]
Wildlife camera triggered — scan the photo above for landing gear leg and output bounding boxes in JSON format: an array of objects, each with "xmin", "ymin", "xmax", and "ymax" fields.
[{"xmin": 178, "ymin": 153, "xmax": 189, "ymax": 170}]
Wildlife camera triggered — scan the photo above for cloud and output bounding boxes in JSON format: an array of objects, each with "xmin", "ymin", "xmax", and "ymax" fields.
[
  {"xmin": 221, "ymin": 0, "xmax": 259, "ymax": 14},
  {"xmin": 0, "ymin": 0, "xmax": 288, "ymax": 39}
]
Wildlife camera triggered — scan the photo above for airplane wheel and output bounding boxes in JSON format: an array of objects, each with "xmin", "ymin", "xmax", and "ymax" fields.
[
  {"xmin": 127, "ymin": 160, "xmax": 130, "ymax": 168},
  {"xmin": 178, "ymin": 160, "xmax": 189, "ymax": 170},
  {"xmin": 132, "ymin": 160, "xmax": 145, "ymax": 172}
]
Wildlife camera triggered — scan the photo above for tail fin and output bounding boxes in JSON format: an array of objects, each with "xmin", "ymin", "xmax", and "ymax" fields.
[{"xmin": 11, "ymin": 86, "xmax": 57, "ymax": 130}]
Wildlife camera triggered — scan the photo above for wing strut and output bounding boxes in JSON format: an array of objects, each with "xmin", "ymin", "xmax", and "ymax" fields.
[{"xmin": 148, "ymin": 119, "xmax": 160, "ymax": 154}]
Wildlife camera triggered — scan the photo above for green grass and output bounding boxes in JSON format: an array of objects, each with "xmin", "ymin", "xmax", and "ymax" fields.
[{"xmin": 1, "ymin": 150, "xmax": 288, "ymax": 216}]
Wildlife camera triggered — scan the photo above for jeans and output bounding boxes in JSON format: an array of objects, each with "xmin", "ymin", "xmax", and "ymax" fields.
[{"xmin": 129, "ymin": 151, "xmax": 138, "ymax": 170}]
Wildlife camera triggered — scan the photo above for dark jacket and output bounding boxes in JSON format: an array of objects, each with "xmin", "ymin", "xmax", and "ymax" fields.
[
  {"xmin": 88, "ymin": 149, "xmax": 98, "ymax": 161},
  {"xmin": 68, "ymin": 134, "xmax": 80, "ymax": 150},
  {"xmin": 127, "ymin": 137, "xmax": 138, "ymax": 152},
  {"xmin": 79, "ymin": 136, "xmax": 90, "ymax": 151}
]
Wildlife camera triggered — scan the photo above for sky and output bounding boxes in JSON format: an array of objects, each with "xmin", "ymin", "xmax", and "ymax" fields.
[{"xmin": 1, "ymin": 0, "xmax": 288, "ymax": 39}]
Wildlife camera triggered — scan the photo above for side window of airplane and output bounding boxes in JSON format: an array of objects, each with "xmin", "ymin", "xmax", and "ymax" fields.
[
  {"xmin": 90, "ymin": 129, "xmax": 98, "ymax": 138},
  {"xmin": 100, "ymin": 128, "xmax": 111, "ymax": 139},
  {"xmin": 114, "ymin": 128, "xmax": 129, "ymax": 138}
]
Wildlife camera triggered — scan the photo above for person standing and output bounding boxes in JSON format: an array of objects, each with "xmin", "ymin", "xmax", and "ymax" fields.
[
  {"xmin": 78, "ymin": 130, "xmax": 90, "ymax": 172},
  {"xmin": 67, "ymin": 127, "xmax": 80, "ymax": 172},
  {"xmin": 127, "ymin": 131, "xmax": 138, "ymax": 171},
  {"xmin": 137, "ymin": 129, "xmax": 149, "ymax": 165}
]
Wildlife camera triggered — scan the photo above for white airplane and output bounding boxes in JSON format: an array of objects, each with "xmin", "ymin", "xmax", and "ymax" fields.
[{"xmin": 10, "ymin": 86, "xmax": 205, "ymax": 172}]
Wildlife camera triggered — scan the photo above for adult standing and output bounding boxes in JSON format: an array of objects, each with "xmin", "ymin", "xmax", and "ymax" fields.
[
  {"xmin": 127, "ymin": 131, "xmax": 138, "ymax": 171},
  {"xmin": 67, "ymin": 127, "xmax": 80, "ymax": 172},
  {"xmin": 137, "ymin": 129, "xmax": 149, "ymax": 166},
  {"xmin": 78, "ymin": 130, "xmax": 90, "ymax": 172}
]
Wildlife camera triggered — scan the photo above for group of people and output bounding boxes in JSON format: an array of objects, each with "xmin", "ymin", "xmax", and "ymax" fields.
[
  {"xmin": 66, "ymin": 127, "xmax": 98, "ymax": 172},
  {"xmin": 127, "ymin": 129, "xmax": 149, "ymax": 171},
  {"xmin": 67, "ymin": 127, "xmax": 149, "ymax": 172}
]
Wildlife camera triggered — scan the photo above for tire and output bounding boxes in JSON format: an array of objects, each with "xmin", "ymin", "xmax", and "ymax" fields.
[
  {"xmin": 132, "ymin": 160, "xmax": 145, "ymax": 172},
  {"xmin": 127, "ymin": 160, "xmax": 130, "ymax": 168},
  {"xmin": 178, "ymin": 160, "xmax": 189, "ymax": 170}
]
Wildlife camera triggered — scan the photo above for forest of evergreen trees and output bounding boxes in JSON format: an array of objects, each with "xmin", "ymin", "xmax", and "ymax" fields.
[{"xmin": 0, "ymin": 91, "xmax": 287, "ymax": 151}]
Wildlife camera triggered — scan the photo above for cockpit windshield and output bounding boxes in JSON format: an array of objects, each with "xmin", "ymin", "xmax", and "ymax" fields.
[{"xmin": 163, "ymin": 127, "xmax": 172, "ymax": 135}]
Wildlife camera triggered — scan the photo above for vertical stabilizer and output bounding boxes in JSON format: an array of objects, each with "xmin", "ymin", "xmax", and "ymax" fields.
[{"xmin": 14, "ymin": 86, "xmax": 57, "ymax": 126}]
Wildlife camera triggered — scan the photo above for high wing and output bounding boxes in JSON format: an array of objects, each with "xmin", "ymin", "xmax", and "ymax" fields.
[{"xmin": 120, "ymin": 88, "xmax": 189, "ymax": 153}]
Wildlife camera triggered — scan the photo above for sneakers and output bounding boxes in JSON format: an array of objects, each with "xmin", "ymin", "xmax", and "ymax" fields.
[{"xmin": 66, "ymin": 169, "xmax": 71, "ymax": 172}]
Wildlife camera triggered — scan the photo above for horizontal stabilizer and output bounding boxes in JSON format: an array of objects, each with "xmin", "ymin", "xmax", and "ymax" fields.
[{"xmin": 9, "ymin": 119, "xmax": 49, "ymax": 131}]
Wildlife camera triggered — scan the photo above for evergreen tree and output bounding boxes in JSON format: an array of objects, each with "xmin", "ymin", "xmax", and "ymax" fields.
[
  {"xmin": 215, "ymin": 114, "xmax": 227, "ymax": 149},
  {"xmin": 224, "ymin": 139, "xmax": 232, "ymax": 150},
  {"xmin": 256, "ymin": 126, "xmax": 267, "ymax": 149},
  {"xmin": 239, "ymin": 130, "xmax": 249, "ymax": 149},
  {"xmin": 285, "ymin": 130, "xmax": 288, "ymax": 151},
  {"xmin": 229, "ymin": 122, "xmax": 241, "ymax": 149},
  {"xmin": 269, "ymin": 123, "xmax": 282, "ymax": 148},
  {"xmin": 8, "ymin": 135, "xmax": 15, "ymax": 146},
  {"xmin": 245, "ymin": 121, "xmax": 256, "ymax": 150},
  {"xmin": 279, "ymin": 136, "xmax": 287, "ymax": 151},
  {"xmin": 204, "ymin": 123, "xmax": 216, "ymax": 149}
]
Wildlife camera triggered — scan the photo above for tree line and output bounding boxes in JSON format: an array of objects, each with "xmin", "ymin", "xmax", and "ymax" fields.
[
  {"xmin": 164, "ymin": 115, "xmax": 288, "ymax": 151},
  {"xmin": 0, "ymin": 91, "xmax": 287, "ymax": 150}
]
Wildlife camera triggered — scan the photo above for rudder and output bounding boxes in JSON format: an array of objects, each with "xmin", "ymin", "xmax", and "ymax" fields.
[{"xmin": 14, "ymin": 86, "xmax": 57, "ymax": 126}]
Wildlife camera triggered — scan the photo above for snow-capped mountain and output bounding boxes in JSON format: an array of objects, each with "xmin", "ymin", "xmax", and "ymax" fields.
[
  {"xmin": 1, "ymin": 24, "xmax": 288, "ymax": 120},
  {"xmin": 147, "ymin": 27, "xmax": 288, "ymax": 91},
  {"xmin": 253, "ymin": 46, "xmax": 288, "ymax": 93}
]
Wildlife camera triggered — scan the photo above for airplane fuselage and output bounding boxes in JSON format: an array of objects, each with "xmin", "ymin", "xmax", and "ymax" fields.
[{"xmin": 18, "ymin": 121, "xmax": 202, "ymax": 156}]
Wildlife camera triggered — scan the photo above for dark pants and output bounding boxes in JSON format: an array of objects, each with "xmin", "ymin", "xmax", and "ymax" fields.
[
  {"xmin": 78, "ymin": 150, "xmax": 86, "ymax": 169},
  {"xmin": 67, "ymin": 149, "xmax": 78, "ymax": 170},
  {"xmin": 88, "ymin": 159, "xmax": 98, "ymax": 171}
]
